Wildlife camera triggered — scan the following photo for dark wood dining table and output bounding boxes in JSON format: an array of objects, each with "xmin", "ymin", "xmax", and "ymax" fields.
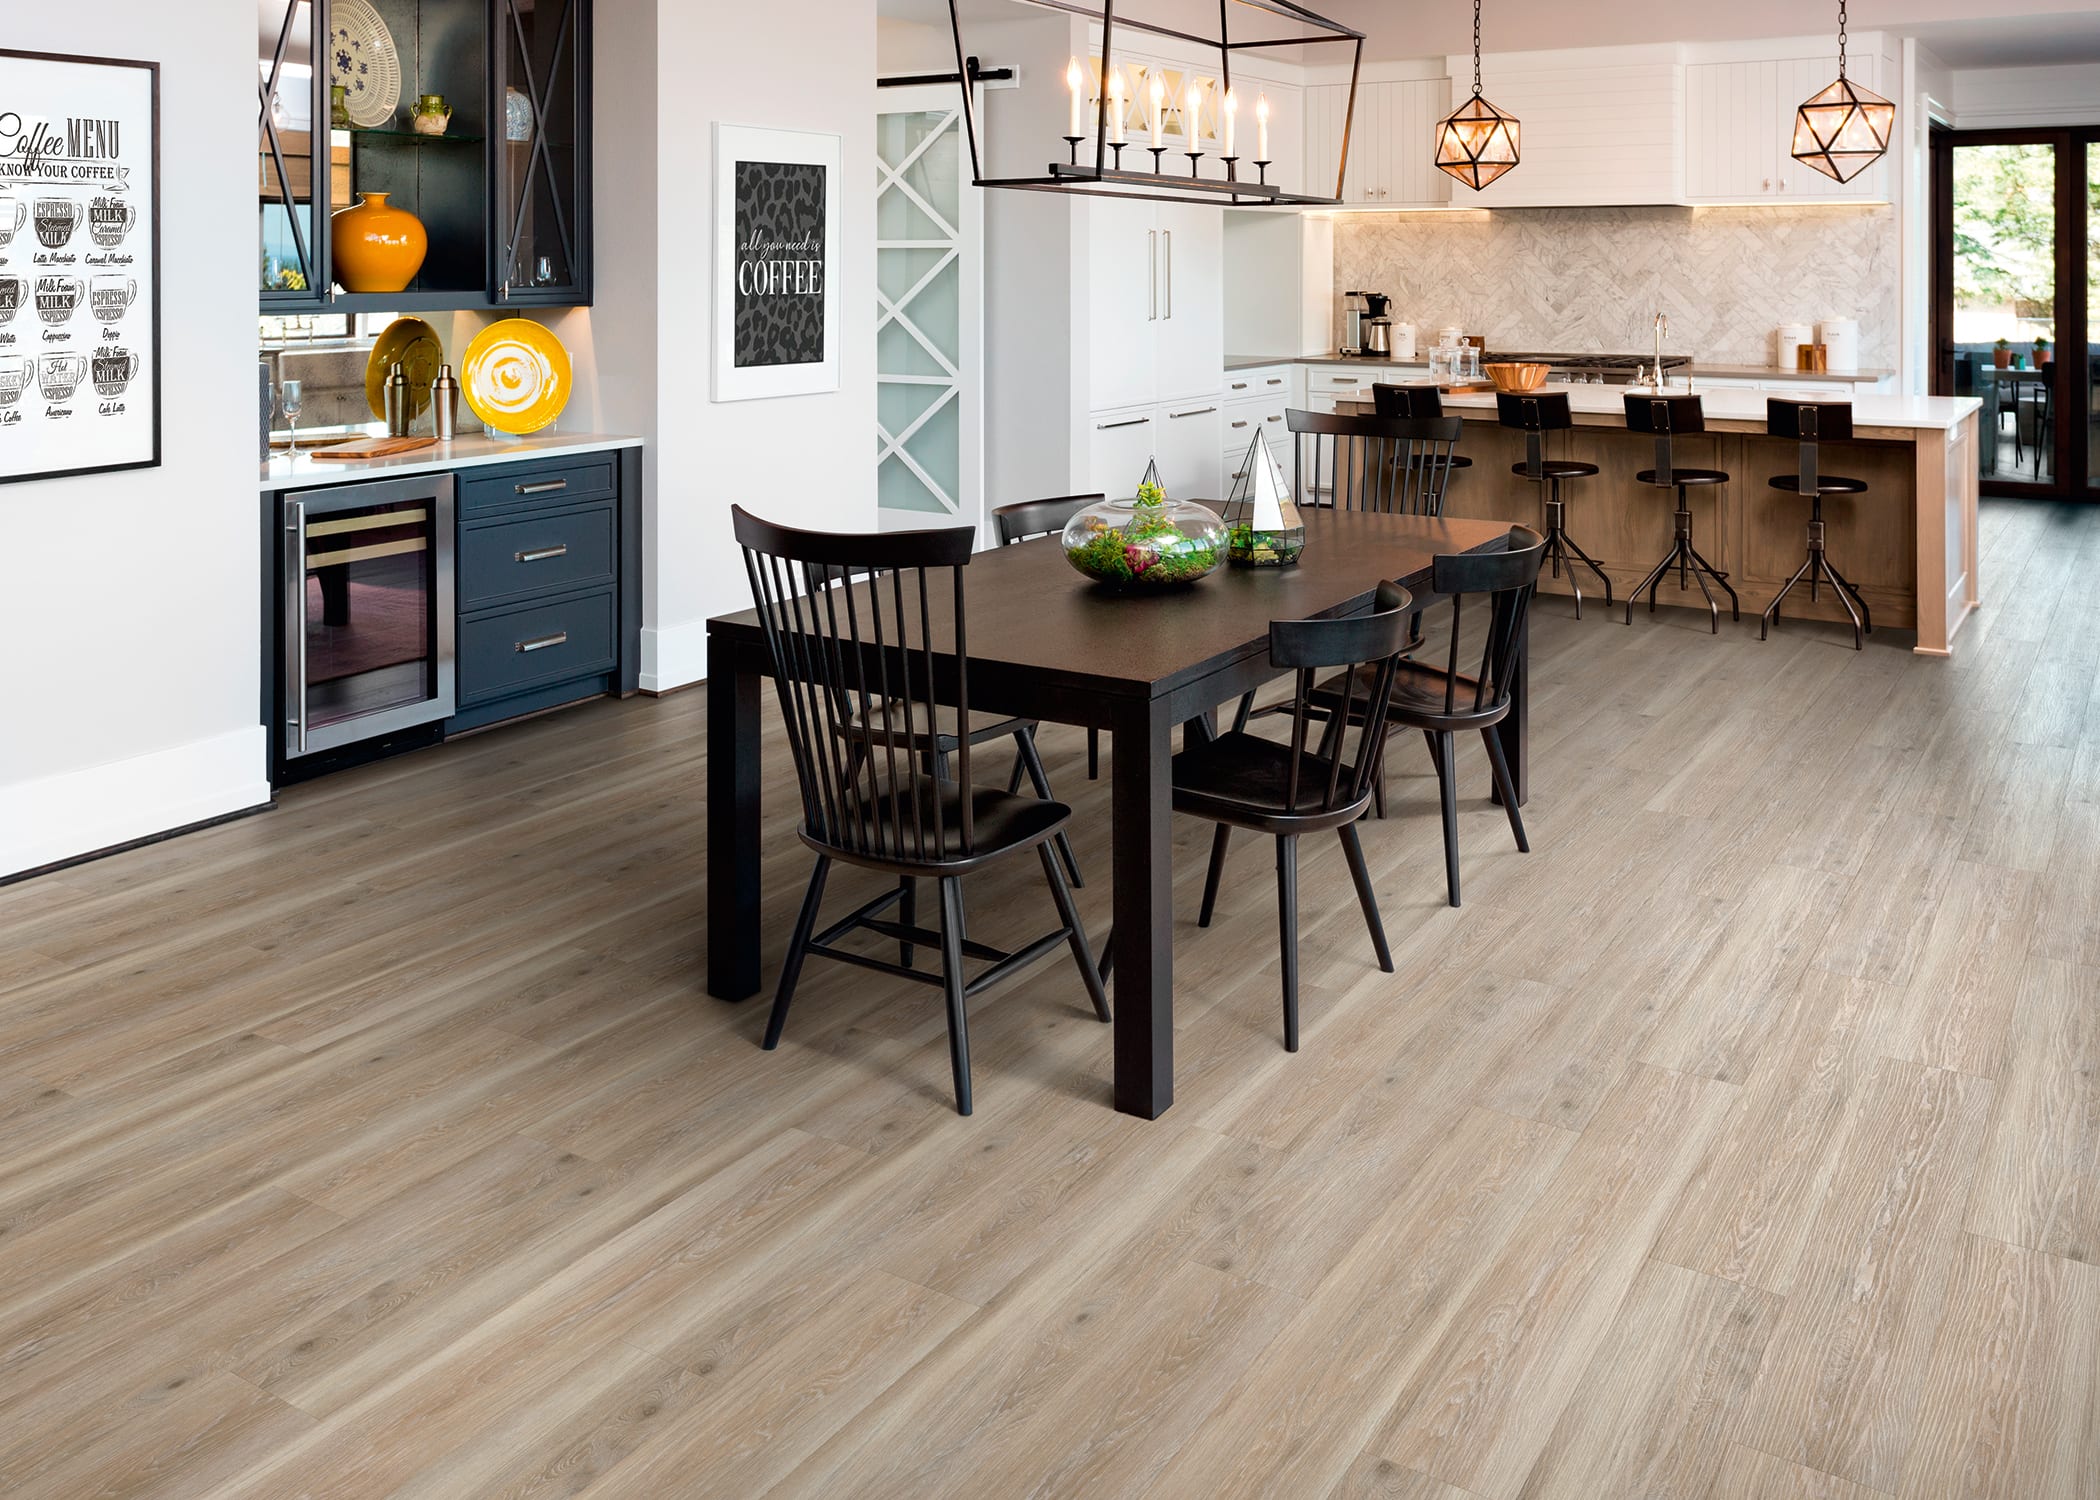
[{"xmin": 705, "ymin": 508, "xmax": 1530, "ymax": 1119}]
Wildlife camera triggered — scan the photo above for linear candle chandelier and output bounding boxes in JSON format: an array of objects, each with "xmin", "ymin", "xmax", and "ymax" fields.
[
  {"xmin": 946, "ymin": 0, "xmax": 1365, "ymax": 207},
  {"xmin": 1435, "ymin": 0, "xmax": 1519, "ymax": 191},
  {"xmin": 1791, "ymin": 0, "xmax": 1894, "ymax": 183}
]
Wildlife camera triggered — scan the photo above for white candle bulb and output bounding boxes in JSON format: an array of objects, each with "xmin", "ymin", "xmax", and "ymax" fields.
[
  {"xmin": 1256, "ymin": 92, "xmax": 1270, "ymax": 160},
  {"xmin": 1108, "ymin": 65, "xmax": 1126, "ymax": 145},
  {"xmin": 1148, "ymin": 71, "xmax": 1165, "ymax": 148},
  {"xmin": 1223, "ymin": 87, "xmax": 1237, "ymax": 157},
  {"xmin": 1067, "ymin": 57, "xmax": 1085, "ymax": 138},
  {"xmin": 1185, "ymin": 80, "xmax": 1202, "ymax": 152}
]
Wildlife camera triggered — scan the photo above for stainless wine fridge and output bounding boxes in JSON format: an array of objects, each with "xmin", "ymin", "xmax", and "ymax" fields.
[{"xmin": 280, "ymin": 474, "xmax": 456, "ymax": 760}]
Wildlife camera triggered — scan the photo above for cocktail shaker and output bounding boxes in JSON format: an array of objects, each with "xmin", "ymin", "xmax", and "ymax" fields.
[
  {"xmin": 383, "ymin": 361, "xmax": 410, "ymax": 437},
  {"xmin": 431, "ymin": 364, "xmax": 459, "ymax": 441}
]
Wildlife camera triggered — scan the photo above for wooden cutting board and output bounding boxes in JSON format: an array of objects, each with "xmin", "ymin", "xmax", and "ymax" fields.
[{"xmin": 308, "ymin": 434, "xmax": 439, "ymax": 461}]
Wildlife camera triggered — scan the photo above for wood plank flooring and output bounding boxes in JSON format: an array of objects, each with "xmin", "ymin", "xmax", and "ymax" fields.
[{"xmin": 3, "ymin": 496, "xmax": 2098, "ymax": 1497}]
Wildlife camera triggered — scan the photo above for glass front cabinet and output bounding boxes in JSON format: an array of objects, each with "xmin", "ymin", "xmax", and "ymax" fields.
[{"xmin": 256, "ymin": 0, "xmax": 592, "ymax": 312}]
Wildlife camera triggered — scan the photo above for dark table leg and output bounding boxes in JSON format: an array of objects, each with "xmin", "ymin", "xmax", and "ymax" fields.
[
  {"xmin": 707, "ymin": 629, "xmax": 763, "ymax": 1000},
  {"xmin": 1111, "ymin": 700, "xmax": 1175, "ymax": 1119},
  {"xmin": 1492, "ymin": 609, "xmax": 1529, "ymax": 808}
]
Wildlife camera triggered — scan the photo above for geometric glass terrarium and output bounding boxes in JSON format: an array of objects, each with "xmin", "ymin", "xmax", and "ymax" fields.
[
  {"xmin": 1061, "ymin": 459, "xmax": 1227, "ymax": 590},
  {"xmin": 1222, "ymin": 431, "xmax": 1305, "ymax": 567}
]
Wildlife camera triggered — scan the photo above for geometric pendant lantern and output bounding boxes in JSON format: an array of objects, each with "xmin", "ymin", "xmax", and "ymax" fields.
[
  {"xmin": 1792, "ymin": 0, "xmax": 1893, "ymax": 183},
  {"xmin": 1436, "ymin": 0, "xmax": 1520, "ymax": 191}
]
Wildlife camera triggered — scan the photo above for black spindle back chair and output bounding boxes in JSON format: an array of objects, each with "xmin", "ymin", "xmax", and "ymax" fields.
[
  {"xmin": 1372, "ymin": 383, "xmax": 1474, "ymax": 471},
  {"xmin": 731, "ymin": 505, "xmax": 1110, "ymax": 1115},
  {"xmin": 1287, "ymin": 408, "xmax": 1462, "ymax": 516},
  {"xmin": 1175, "ymin": 582, "xmax": 1414, "ymax": 1052},
  {"xmin": 992, "ymin": 494, "xmax": 1104, "ymax": 782}
]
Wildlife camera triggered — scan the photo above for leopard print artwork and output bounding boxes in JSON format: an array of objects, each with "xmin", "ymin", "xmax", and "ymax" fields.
[{"xmin": 733, "ymin": 161, "xmax": 827, "ymax": 368}]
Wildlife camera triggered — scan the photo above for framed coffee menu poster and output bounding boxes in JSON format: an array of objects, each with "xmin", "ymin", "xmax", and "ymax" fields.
[
  {"xmin": 711, "ymin": 123, "xmax": 841, "ymax": 403},
  {"xmin": 0, "ymin": 50, "xmax": 160, "ymax": 486}
]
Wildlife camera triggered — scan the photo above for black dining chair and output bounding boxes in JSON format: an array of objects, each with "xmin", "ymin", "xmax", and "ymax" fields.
[
  {"xmin": 1371, "ymin": 383, "xmax": 1474, "ymax": 474},
  {"xmin": 1622, "ymin": 392, "xmax": 1738, "ymax": 633},
  {"xmin": 732, "ymin": 505, "xmax": 1110, "ymax": 1115},
  {"xmin": 1309, "ymin": 526, "xmax": 1546, "ymax": 909},
  {"xmin": 991, "ymin": 494, "xmax": 1103, "ymax": 787},
  {"xmin": 1176, "ymin": 582, "xmax": 1414, "ymax": 1052},
  {"xmin": 1287, "ymin": 408, "xmax": 1463, "ymax": 516}
]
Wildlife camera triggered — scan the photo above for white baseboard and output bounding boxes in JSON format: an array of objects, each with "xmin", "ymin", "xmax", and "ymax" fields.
[
  {"xmin": 640, "ymin": 620, "xmax": 711, "ymax": 693},
  {"xmin": 1, "ymin": 727, "xmax": 271, "ymax": 879}
]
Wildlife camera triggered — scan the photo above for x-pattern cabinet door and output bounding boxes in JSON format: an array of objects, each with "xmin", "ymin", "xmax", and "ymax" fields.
[{"xmin": 491, "ymin": 0, "xmax": 592, "ymax": 305}]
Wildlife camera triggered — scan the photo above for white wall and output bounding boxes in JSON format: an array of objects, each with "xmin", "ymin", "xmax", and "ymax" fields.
[
  {"xmin": 1954, "ymin": 62, "xmax": 2100, "ymax": 126},
  {"xmin": 594, "ymin": 0, "xmax": 878, "ymax": 690},
  {"xmin": 0, "ymin": 0, "xmax": 264, "ymax": 876}
]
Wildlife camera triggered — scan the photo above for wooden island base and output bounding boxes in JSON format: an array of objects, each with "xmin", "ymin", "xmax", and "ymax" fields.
[{"xmin": 1345, "ymin": 392, "xmax": 1982, "ymax": 654}]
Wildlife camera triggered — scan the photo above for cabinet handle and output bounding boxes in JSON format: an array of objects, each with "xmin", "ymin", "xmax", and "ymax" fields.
[
  {"xmin": 515, "ymin": 544, "xmax": 570, "ymax": 563},
  {"xmin": 516, "ymin": 630, "xmax": 570, "ymax": 653},
  {"xmin": 1231, "ymin": 381, "xmax": 1249, "ymax": 390},
  {"xmin": 517, "ymin": 478, "xmax": 569, "ymax": 495},
  {"xmin": 1230, "ymin": 419, "xmax": 1249, "ymax": 428},
  {"xmin": 1266, "ymin": 377, "xmax": 1284, "ymax": 385},
  {"xmin": 1095, "ymin": 416, "xmax": 1151, "ymax": 430},
  {"xmin": 1147, "ymin": 229, "xmax": 1157, "ymax": 321},
  {"xmin": 1763, "ymin": 177, "xmax": 1772, "ymax": 191},
  {"xmin": 1331, "ymin": 376, "xmax": 1359, "ymax": 385},
  {"xmin": 1163, "ymin": 230, "xmax": 1173, "ymax": 319},
  {"xmin": 1264, "ymin": 414, "xmax": 1282, "ymax": 422},
  {"xmin": 1168, "ymin": 406, "xmax": 1216, "ymax": 418},
  {"xmin": 1231, "ymin": 470, "xmax": 1248, "ymax": 480}
]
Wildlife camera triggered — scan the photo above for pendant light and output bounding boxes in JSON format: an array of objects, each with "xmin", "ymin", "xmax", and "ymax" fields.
[
  {"xmin": 1436, "ymin": 0, "xmax": 1520, "ymax": 191},
  {"xmin": 1792, "ymin": 0, "xmax": 1894, "ymax": 184}
]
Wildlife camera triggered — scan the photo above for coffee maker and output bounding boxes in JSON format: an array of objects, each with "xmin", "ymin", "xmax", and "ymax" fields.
[
  {"xmin": 1363, "ymin": 292, "xmax": 1394, "ymax": 357},
  {"xmin": 1340, "ymin": 291, "xmax": 1369, "ymax": 356}
]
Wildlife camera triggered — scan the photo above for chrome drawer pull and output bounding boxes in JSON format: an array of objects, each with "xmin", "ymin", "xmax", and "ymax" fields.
[
  {"xmin": 1168, "ymin": 406, "xmax": 1217, "ymax": 418},
  {"xmin": 516, "ymin": 478, "xmax": 570, "ymax": 495},
  {"xmin": 1331, "ymin": 376, "xmax": 1359, "ymax": 384},
  {"xmin": 1095, "ymin": 416, "xmax": 1150, "ymax": 430},
  {"xmin": 515, "ymin": 544, "xmax": 570, "ymax": 563},
  {"xmin": 516, "ymin": 631, "xmax": 569, "ymax": 653}
]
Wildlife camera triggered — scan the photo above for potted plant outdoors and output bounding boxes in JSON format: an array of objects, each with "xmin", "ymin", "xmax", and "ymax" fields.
[
  {"xmin": 2034, "ymin": 336, "xmax": 2053, "ymax": 366},
  {"xmin": 1993, "ymin": 337, "xmax": 2014, "ymax": 369}
]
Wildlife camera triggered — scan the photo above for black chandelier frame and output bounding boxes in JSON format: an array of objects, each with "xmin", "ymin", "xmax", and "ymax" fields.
[{"xmin": 946, "ymin": 0, "xmax": 1365, "ymax": 207}]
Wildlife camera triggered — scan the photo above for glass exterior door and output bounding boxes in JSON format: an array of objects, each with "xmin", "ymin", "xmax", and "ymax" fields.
[{"xmin": 875, "ymin": 84, "xmax": 982, "ymax": 536}]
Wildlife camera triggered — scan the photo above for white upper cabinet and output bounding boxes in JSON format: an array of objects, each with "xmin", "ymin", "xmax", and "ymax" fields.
[
  {"xmin": 1305, "ymin": 79, "xmax": 1451, "ymax": 208},
  {"xmin": 1684, "ymin": 49, "xmax": 1890, "ymax": 204},
  {"xmin": 1458, "ymin": 55, "xmax": 1686, "ymax": 208}
]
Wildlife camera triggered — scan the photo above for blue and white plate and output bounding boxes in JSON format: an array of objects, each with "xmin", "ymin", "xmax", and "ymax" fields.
[{"xmin": 330, "ymin": 0, "xmax": 402, "ymax": 130}]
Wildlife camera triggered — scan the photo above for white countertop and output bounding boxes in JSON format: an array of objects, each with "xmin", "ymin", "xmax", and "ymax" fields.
[
  {"xmin": 1226, "ymin": 353, "xmax": 1892, "ymax": 384},
  {"xmin": 260, "ymin": 431, "xmax": 642, "ymax": 492},
  {"xmin": 1425, "ymin": 385, "xmax": 1981, "ymax": 432}
]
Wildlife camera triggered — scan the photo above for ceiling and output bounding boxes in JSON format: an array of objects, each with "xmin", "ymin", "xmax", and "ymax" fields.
[{"xmin": 1905, "ymin": 13, "xmax": 2100, "ymax": 67}]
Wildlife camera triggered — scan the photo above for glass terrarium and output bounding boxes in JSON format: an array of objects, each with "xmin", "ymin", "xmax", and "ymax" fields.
[
  {"xmin": 1062, "ymin": 461, "xmax": 1226, "ymax": 590},
  {"xmin": 1222, "ymin": 431, "xmax": 1306, "ymax": 567}
]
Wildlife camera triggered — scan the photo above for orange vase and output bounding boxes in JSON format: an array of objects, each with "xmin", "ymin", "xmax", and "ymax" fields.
[{"xmin": 330, "ymin": 192, "xmax": 428, "ymax": 294}]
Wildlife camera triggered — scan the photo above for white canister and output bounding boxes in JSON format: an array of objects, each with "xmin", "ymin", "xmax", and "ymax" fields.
[
  {"xmin": 1777, "ymin": 322, "xmax": 1815, "ymax": 369},
  {"xmin": 1437, "ymin": 326, "xmax": 1464, "ymax": 349},
  {"xmin": 1392, "ymin": 322, "xmax": 1417, "ymax": 361},
  {"xmin": 1819, "ymin": 318, "xmax": 1860, "ymax": 375}
]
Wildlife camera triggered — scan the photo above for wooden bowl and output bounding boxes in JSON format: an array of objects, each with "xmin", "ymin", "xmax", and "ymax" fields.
[{"xmin": 1485, "ymin": 362, "xmax": 1551, "ymax": 393}]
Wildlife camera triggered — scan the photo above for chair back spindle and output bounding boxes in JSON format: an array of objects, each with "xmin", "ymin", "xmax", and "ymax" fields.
[
  {"xmin": 1268, "ymin": 581, "xmax": 1412, "ymax": 816},
  {"xmin": 733, "ymin": 505, "xmax": 979, "ymax": 865},
  {"xmin": 1427, "ymin": 526, "xmax": 1548, "ymax": 719}
]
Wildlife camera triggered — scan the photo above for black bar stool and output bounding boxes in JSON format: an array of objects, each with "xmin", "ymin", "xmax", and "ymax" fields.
[
  {"xmin": 1622, "ymin": 392, "xmax": 1738, "ymax": 633},
  {"xmin": 1497, "ymin": 390, "xmax": 1610, "ymax": 618},
  {"xmin": 1372, "ymin": 383, "xmax": 1473, "ymax": 474},
  {"xmin": 1760, "ymin": 398, "xmax": 1872, "ymax": 650}
]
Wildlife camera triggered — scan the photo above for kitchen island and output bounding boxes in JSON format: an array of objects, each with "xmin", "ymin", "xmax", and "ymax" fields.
[{"xmin": 1343, "ymin": 385, "xmax": 1983, "ymax": 655}]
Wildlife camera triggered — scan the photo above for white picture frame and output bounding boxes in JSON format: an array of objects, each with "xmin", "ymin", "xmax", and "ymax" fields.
[
  {"xmin": 0, "ymin": 49, "xmax": 161, "ymax": 485},
  {"xmin": 712, "ymin": 122, "xmax": 842, "ymax": 403}
]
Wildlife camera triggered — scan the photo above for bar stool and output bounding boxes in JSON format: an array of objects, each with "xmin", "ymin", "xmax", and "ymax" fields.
[
  {"xmin": 1372, "ymin": 383, "xmax": 1473, "ymax": 475},
  {"xmin": 1622, "ymin": 392, "xmax": 1738, "ymax": 633},
  {"xmin": 1760, "ymin": 398, "xmax": 1871, "ymax": 650},
  {"xmin": 1498, "ymin": 390, "xmax": 1611, "ymax": 618}
]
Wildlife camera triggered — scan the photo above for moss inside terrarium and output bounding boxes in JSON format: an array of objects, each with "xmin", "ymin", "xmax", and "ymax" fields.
[
  {"xmin": 1228, "ymin": 525, "xmax": 1306, "ymax": 567},
  {"xmin": 1066, "ymin": 505, "xmax": 1221, "ymax": 585}
]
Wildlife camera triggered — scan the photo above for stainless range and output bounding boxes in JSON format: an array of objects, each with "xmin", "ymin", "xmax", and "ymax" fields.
[{"xmin": 1487, "ymin": 351, "xmax": 1695, "ymax": 386}]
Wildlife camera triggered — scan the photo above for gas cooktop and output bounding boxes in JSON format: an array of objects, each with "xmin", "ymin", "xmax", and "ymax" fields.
[{"xmin": 1488, "ymin": 351, "xmax": 1693, "ymax": 372}]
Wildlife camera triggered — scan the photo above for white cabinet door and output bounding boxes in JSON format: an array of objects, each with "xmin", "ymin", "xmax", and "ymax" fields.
[
  {"xmin": 1087, "ymin": 198, "xmax": 1159, "ymax": 413},
  {"xmin": 1684, "ymin": 54, "xmax": 1887, "ymax": 204},
  {"xmin": 1087, "ymin": 407, "xmax": 1159, "ymax": 498},
  {"xmin": 1155, "ymin": 398, "xmax": 1223, "ymax": 499},
  {"xmin": 1154, "ymin": 202, "xmax": 1224, "ymax": 403},
  {"xmin": 1390, "ymin": 79, "xmax": 1453, "ymax": 207}
]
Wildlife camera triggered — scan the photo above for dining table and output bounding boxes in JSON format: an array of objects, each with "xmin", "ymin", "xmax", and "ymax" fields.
[{"xmin": 705, "ymin": 508, "xmax": 1532, "ymax": 1119}]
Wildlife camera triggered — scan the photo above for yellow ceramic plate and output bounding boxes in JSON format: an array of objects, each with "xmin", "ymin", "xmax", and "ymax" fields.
[
  {"xmin": 461, "ymin": 318, "xmax": 572, "ymax": 435},
  {"xmin": 364, "ymin": 316, "xmax": 444, "ymax": 420}
]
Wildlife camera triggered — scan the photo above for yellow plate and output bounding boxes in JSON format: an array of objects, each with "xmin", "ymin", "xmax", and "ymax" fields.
[
  {"xmin": 364, "ymin": 316, "xmax": 445, "ymax": 421},
  {"xmin": 461, "ymin": 318, "xmax": 571, "ymax": 435}
]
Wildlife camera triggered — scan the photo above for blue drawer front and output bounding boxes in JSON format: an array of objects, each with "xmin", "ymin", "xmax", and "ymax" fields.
[
  {"xmin": 458, "ymin": 455, "xmax": 618, "ymax": 515},
  {"xmin": 460, "ymin": 503, "xmax": 615, "ymax": 610},
  {"xmin": 458, "ymin": 589, "xmax": 616, "ymax": 708}
]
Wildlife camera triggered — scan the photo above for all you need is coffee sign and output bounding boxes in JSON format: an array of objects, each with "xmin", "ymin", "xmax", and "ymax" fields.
[{"xmin": 0, "ymin": 49, "xmax": 159, "ymax": 486}]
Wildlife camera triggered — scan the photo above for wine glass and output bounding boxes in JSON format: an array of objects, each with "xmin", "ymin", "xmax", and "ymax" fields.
[{"xmin": 279, "ymin": 378, "xmax": 303, "ymax": 456}]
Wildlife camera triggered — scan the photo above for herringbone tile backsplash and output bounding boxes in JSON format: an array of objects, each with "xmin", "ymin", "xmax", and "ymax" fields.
[{"xmin": 1332, "ymin": 204, "xmax": 1898, "ymax": 367}]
